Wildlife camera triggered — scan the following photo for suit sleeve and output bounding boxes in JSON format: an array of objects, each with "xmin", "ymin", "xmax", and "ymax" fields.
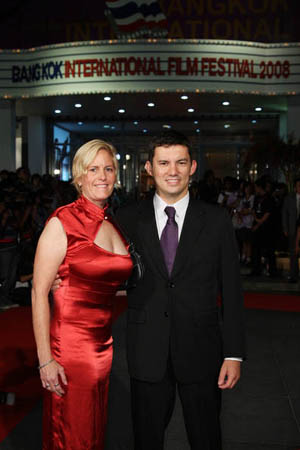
[{"xmin": 220, "ymin": 210, "xmax": 246, "ymax": 359}]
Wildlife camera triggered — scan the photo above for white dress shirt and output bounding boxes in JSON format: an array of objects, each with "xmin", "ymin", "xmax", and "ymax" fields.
[
  {"xmin": 153, "ymin": 192, "xmax": 189, "ymax": 240},
  {"xmin": 153, "ymin": 192, "xmax": 242, "ymax": 363}
]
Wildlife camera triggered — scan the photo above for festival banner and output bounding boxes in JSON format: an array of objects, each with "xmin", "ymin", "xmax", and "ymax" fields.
[{"xmin": 0, "ymin": 39, "xmax": 299, "ymax": 98}]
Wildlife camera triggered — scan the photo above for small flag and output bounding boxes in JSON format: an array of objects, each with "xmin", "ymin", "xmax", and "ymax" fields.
[{"xmin": 105, "ymin": 0, "xmax": 168, "ymax": 38}]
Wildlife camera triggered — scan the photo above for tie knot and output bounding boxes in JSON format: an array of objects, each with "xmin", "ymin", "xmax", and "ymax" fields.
[{"xmin": 165, "ymin": 206, "xmax": 176, "ymax": 220}]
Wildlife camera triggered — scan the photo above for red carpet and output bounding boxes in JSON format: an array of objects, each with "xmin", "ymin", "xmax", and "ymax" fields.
[
  {"xmin": 0, "ymin": 292, "xmax": 299, "ymax": 443},
  {"xmin": 244, "ymin": 292, "xmax": 300, "ymax": 312},
  {"xmin": 0, "ymin": 306, "xmax": 42, "ymax": 442}
]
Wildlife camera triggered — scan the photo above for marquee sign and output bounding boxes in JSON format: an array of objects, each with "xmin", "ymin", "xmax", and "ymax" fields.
[{"xmin": 1, "ymin": 39, "xmax": 299, "ymax": 98}]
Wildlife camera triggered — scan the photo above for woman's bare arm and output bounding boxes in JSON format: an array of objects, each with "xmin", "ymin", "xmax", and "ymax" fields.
[{"xmin": 32, "ymin": 217, "xmax": 67, "ymax": 395}]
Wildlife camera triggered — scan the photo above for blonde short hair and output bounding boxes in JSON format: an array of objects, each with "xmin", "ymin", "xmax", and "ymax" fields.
[{"xmin": 72, "ymin": 139, "xmax": 118, "ymax": 192}]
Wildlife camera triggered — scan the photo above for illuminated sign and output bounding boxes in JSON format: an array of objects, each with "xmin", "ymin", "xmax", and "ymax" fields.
[
  {"xmin": 0, "ymin": 39, "xmax": 299, "ymax": 97},
  {"xmin": 11, "ymin": 57, "xmax": 291, "ymax": 82}
]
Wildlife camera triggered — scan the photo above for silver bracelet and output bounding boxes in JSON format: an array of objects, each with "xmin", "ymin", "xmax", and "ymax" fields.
[{"xmin": 38, "ymin": 358, "xmax": 54, "ymax": 370}]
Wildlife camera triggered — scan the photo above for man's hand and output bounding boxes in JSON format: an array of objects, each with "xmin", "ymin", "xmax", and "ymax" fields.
[
  {"xmin": 218, "ymin": 360, "xmax": 241, "ymax": 390},
  {"xmin": 51, "ymin": 274, "xmax": 62, "ymax": 293}
]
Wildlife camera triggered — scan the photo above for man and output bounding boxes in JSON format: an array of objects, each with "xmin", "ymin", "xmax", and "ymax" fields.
[
  {"xmin": 282, "ymin": 178, "xmax": 300, "ymax": 283},
  {"xmin": 250, "ymin": 177, "xmax": 277, "ymax": 277},
  {"xmin": 116, "ymin": 130, "xmax": 245, "ymax": 450}
]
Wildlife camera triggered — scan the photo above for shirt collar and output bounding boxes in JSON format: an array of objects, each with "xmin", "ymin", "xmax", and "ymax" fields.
[{"xmin": 154, "ymin": 192, "xmax": 190, "ymax": 218}]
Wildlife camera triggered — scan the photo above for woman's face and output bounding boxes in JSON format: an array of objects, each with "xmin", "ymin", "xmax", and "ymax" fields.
[{"xmin": 80, "ymin": 150, "xmax": 116, "ymax": 207}]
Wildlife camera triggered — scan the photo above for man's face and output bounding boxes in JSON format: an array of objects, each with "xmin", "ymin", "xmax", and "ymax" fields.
[
  {"xmin": 145, "ymin": 145, "xmax": 197, "ymax": 204},
  {"xmin": 255, "ymin": 184, "xmax": 264, "ymax": 196},
  {"xmin": 295, "ymin": 181, "xmax": 300, "ymax": 195}
]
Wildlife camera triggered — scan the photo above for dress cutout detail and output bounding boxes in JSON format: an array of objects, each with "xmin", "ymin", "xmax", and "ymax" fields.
[{"xmin": 42, "ymin": 195, "xmax": 132, "ymax": 450}]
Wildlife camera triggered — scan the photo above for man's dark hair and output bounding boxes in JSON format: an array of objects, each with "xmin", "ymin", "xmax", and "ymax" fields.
[
  {"xmin": 254, "ymin": 177, "xmax": 267, "ymax": 191},
  {"xmin": 147, "ymin": 130, "xmax": 192, "ymax": 162}
]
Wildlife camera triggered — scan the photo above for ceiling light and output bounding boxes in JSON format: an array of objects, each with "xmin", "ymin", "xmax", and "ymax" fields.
[
  {"xmin": 143, "ymin": 129, "xmax": 148, "ymax": 133},
  {"xmin": 188, "ymin": 108, "xmax": 194, "ymax": 113},
  {"xmin": 74, "ymin": 103, "xmax": 82, "ymax": 108},
  {"xmin": 54, "ymin": 109, "xmax": 61, "ymax": 114},
  {"xmin": 196, "ymin": 129, "xmax": 200, "ymax": 133},
  {"xmin": 118, "ymin": 108, "xmax": 125, "ymax": 113},
  {"xmin": 163, "ymin": 124, "xmax": 171, "ymax": 129},
  {"xmin": 222, "ymin": 101, "xmax": 230, "ymax": 106},
  {"xmin": 252, "ymin": 119, "xmax": 257, "ymax": 124},
  {"xmin": 181, "ymin": 95, "xmax": 188, "ymax": 100},
  {"xmin": 103, "ymin": 124, "xmax": 110, "ymax": 128},
  {"xmin": 116, "ymin": 154, "xmax": 121, "ymax": 160},
  {"xmin": 111, "ymin": 125, "xmax": 116, "ymax": 130},
  {"xmin": 147, "ymin": 102, "xmax": 155, "ymax": 107},
  {"xmin": 104, "ymin": 96, "xmax": 111, "ymax": 101},
  {"xmin": 224, "ymin": 124, "xmax": 230, "ymax": 128},
  {"xmin": 123, "ymin": 164, "xmax": 127, "ymax": 170},
  {"xmin": 194, "ymin": 120, "xmax": 198, "ymax": 124},
  {"xmin": 255, "ymin": 107, "xmax": 262, "ymax": 111},
  {"xmin": 54, "ymin": 169, "xmax": 60, "ymax": 175},
  {"xmin": 77, "ymin": 121, "xmax": 83, "ymax": 125},
  {"xmin": 133, "ymin": 121, "xmax": 138, "ymax": 125},
  {"xmin": 125, "ymin": 154, "xmax": 131, "ymax": 160}
]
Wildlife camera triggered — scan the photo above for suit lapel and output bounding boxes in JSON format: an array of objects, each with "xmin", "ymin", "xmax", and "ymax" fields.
[
  {"xmin": 171, "ymin": 199, "xmax": 206, "ymax": 278},
  {"xmin": 137, "ymin": 197, "xmax": 169, "ymax": 279}
]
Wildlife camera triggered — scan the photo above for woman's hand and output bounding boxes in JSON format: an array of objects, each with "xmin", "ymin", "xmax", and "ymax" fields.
[
  {"xmin": 40, "ymin": 359, "xmax": 68, "ymax": 397},
  {"xmin": 51, "ymin": 274, "xmax": 62, "ymax": 293}
]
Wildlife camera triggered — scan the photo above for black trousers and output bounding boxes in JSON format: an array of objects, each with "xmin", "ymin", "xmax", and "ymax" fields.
[
  {"xmin": 130, "ymin": 357, "xmax": 222, "ymax": 450},
  {"xmin": 251, "ymin": 228, "xmax": 277, "ymax": 276}
]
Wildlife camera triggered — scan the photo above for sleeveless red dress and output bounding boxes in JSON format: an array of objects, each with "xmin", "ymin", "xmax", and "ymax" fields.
[{"xmin": 42, "ymin": 195, "xmax": 132, "ymax": 450}]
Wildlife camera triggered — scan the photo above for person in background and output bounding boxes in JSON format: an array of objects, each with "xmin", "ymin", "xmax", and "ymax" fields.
[
  {"xmin": 250, "ymin": 177, "xmax": 277, "ymax": 277},
  {"xmin": 198, "ymin": 169, "xmax": 218, "ymax": 204},
  {"xmin": 234, "ymin": 182, "xmax": 255, "ymax": 265},
  {"xmin": 282, "ymin": 178, "xmax": 300, "ymax": 282},
  {"xmin": 296, "ymin": 215, "xmax": 300, "ymax": 257},
  {"xmin": 217, "ymin": 176, "xmax": 238, "ymax": 211},
  {"xmin": 32, "ymin": 139, "xmax": 132, "ymax": 450}
]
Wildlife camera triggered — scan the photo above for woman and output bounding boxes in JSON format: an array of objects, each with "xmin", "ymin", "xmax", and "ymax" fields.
[
  {"xmin": 32, "ymin": 139, "xmax": 133, "ymax": 450},
  {"xmin": 234, "ymin": 182, "xmax": 255, "ymax": 264}
]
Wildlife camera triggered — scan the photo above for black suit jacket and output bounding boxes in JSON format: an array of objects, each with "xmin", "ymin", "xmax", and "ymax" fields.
[{"xmin": 117, "ymin": 196, "xmax": 245, "ymax": 384}]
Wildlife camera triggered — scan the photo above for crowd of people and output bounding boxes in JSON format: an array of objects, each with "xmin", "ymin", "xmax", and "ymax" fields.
[
  {"xmin": 0, "ymin": 165, "xmax": 299, "ymax": 311},
  {"xmin": 194, "ymin": 171, "xmax": 300, "ymax": 280},
  {"xmin": 0, "ymin": 167, "xmax": 130, "ymax": 310}
]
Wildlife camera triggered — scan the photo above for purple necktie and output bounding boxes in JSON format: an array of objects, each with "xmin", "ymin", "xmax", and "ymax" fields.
[{"xmin": 160, "ymin": 206, "xmax": 178, "ymax": 275}]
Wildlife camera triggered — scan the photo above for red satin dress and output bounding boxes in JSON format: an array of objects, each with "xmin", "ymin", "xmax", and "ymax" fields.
[{"xmin": 42, "ymin": 195, "xmax": 132, "ymax": 450}]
